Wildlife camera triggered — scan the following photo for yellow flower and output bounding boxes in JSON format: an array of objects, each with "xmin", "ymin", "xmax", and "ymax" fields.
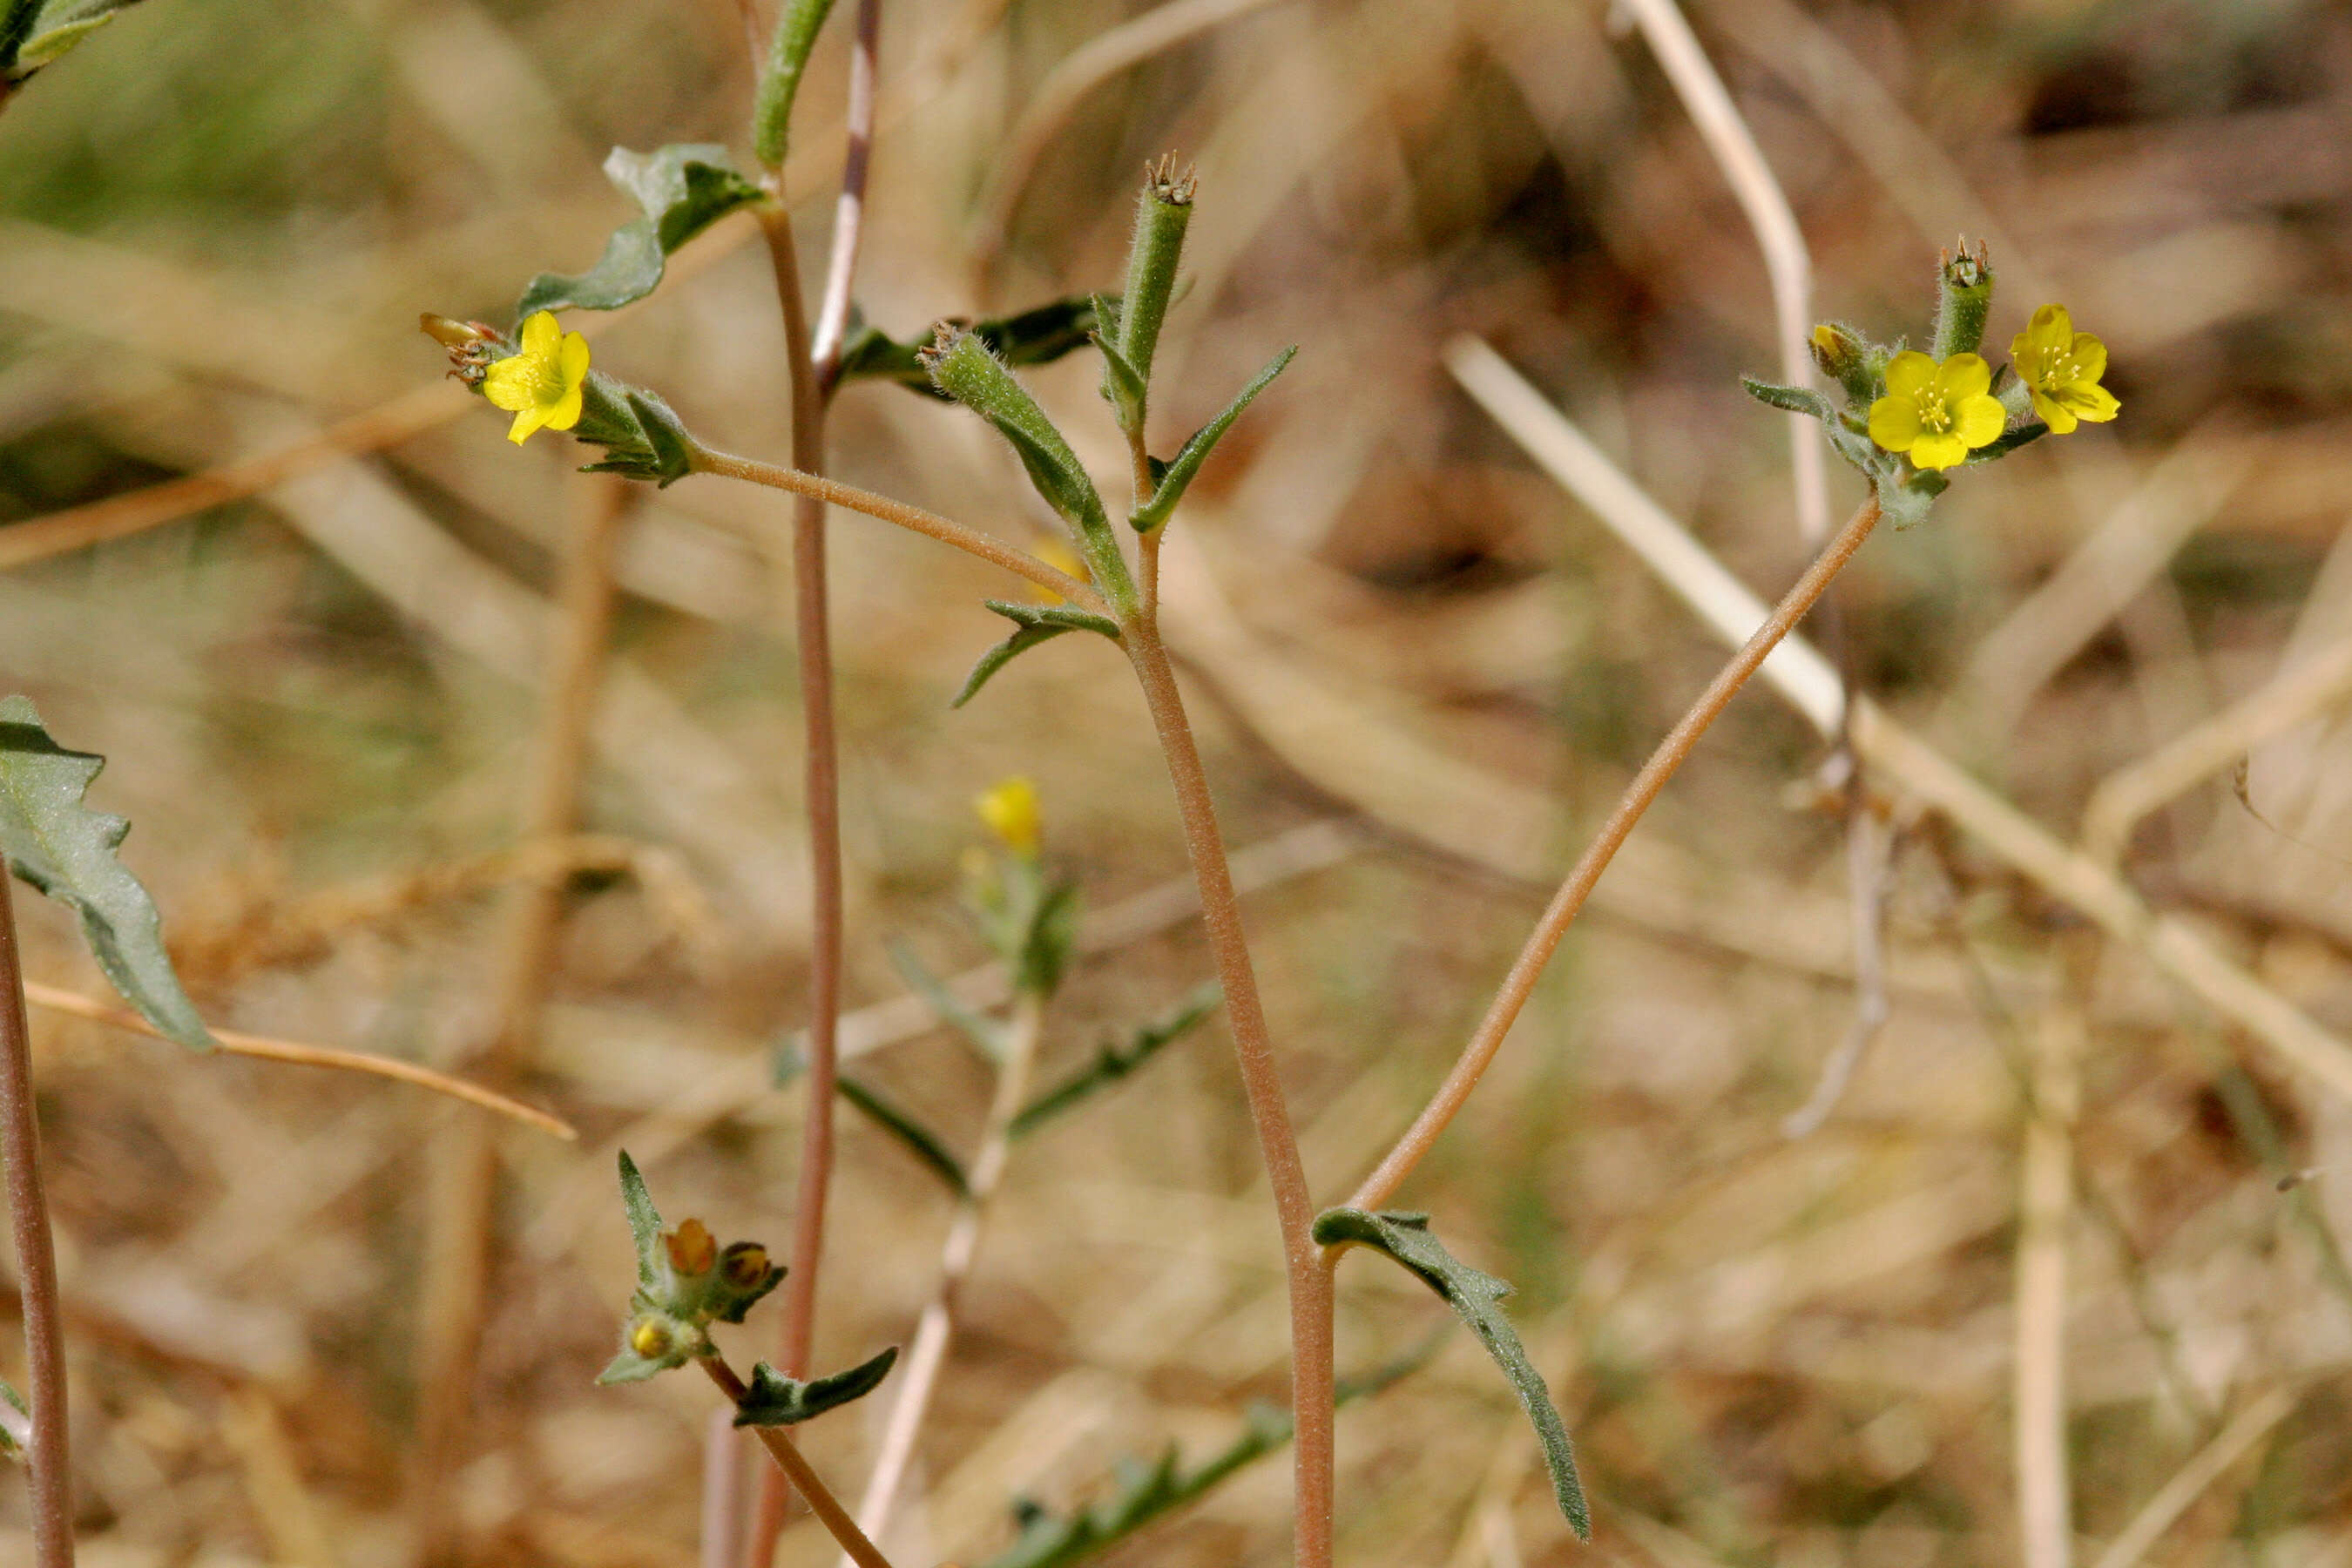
[
  {"xmin": 482, "ymin": 309, "xmax": 591, "ymax": 444},
  {"xmin": 2010, "ymin": 303, "xmax": 2119, "ymax": 434},
  {"xmin": 975, "ymin": 776, "xmax": 1041, "ymax": 857},
  {"xmin": 1867, "ymin": 350, "xmax": 2006, "ymax": 471}
]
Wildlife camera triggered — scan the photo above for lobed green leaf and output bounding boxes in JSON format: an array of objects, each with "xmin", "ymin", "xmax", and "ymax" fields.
[
  {"xmin": 0, "ymin": 697, "xmax": 213, "ymax": 1051},
  {"xmin": 517, "ymin": 145, "xmax": 764, "ymax": 318},
  {"xmin": 952, "ymin": 600, "xmax": 1121, "ymax": 709},
  {"xmin": 734, "ymin": 1346, "xmax": 899, "ymax": 1427},
  {"xmin": 1312, "ymin": 1207, "xmax": 1589, "ymax": 1539}
]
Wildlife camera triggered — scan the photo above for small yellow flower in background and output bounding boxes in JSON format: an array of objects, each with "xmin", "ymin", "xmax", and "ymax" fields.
[
  {"xmin": 2011, "ymin": 303, "xmax": 2119, "ymax": 434},
  {"xmin": 1868, "ymin": 350, "xmax": 2006, "ymax": 471},
  {"xmin": 1031, "ymin": 537, "xmax": 1088, "ymax": 605},
  {"xmin": 976, "ymin": 776, "xmax": 1042, "ymax": 857},
  {"xmin": 483, "ymin": 309, "xmax": 591, "ymax": 444}
]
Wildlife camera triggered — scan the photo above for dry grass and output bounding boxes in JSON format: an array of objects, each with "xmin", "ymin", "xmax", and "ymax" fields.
[{"xmin": 6, "ymin": 0, "xmax": 2352, "ymax": 1565}]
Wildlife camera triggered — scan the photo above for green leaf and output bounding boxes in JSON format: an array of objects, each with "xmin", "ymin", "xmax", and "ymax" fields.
[
  {"xmin": 952, "ymin": 600, "xmax": 1122, "ymax": 709},
  {"xmin": 1966, "ymin": 422, "xmax": 2047, "ymax": 464},
  {"xmin": 836, "ymin": 296, "xmax": 1108, "ymax": 395},
  {"xmin": 0, "ymin": 698, "xmax": 213, "ymax": 1051},
  {"xmin": 887, "ymin": 937, "xmax": 1010, "ymax": 1061},
  {"xmin": 733, "ymin": 1346, "xmax": 899, "ymax": 1427},
  {"xmin": 1739, "ymin": 375, "xmax": 1836, "ymax": 424},
  {"xmin": 517, "ymin": 145, "xmax": 765, "ymax": 318},
  {"xmin": 751, "ymin": 0, "xmax": 837, "ymax": 168},
  {"xmin": 839, "ymin": 1073, "xmax": 970, "ymax": 1196},
  {"xmin": 3, "ymin": 0, "xmax": 140, "ymax": 78},
  {"xmin": 1312, "ymin": 1208, "xmax": 1589, "ymax": 1539},
  {"xmin": 1131, "ymin": 346, "xmax": 1294, "ymax": 532},
  {"xmin": 977, "ymin": 1338, "xmax": 1436, "ymax": 1568},
  {"xmin": 615, "ymin": 1150, "xmax": 666, "ymax": 1291},
  {"xmin": 1010, "ymin": 981, "xmax": 1220, "ymax": 1138}
]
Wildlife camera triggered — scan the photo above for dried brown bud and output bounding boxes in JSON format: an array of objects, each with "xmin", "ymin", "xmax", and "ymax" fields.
[
  {"xmin": 720, "ymin": 1241, "xmax": 771, "ymax": 1290},
  {"xmin": 665, "ymin": 1219, "xmax": 717, "ymax": 1276}
]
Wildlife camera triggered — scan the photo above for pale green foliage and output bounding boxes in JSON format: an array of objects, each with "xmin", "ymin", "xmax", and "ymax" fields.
[
  {"xmin": 1, "ymin": 0, "xmax": 144, "ymax": 84},
  {"xmin": 518, "ymin": 145, "xmax": 765, "ymax": 318},
  {"xmin": 0, "ymin": 696, "xmax": 213, "ymax": 1051},
  {"xmin": 751, "ymin": 0, "xmax": 835, "ymax": 168}
]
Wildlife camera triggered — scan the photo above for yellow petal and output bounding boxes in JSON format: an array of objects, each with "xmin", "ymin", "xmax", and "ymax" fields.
[
  {"xmin": 2068, "ymin": 333, "xmax": 2106, "ymax": 382},
  {"xmin": 482, "ymin": 359, "xmax": 538, "ymax": 412},
  {"xmin": 519, "ymin": 309, "xmax": 561, "ymax": 359},
  {"xmin": 1882, "ymin": 351, "xmax": 1935, "ymax": 398},
  {"xmin": 1939, "ymin": 353, "xmax": 1991, "ymax": 401},
  {"xmin": 2065, "ymin": 382, "xmax": 2120, "ymax": 423},
  {"xmin": 1956, "ymin": 394, "xmax": 2006, "ymax": 449},
  {"xmin": 545, "ymin": 382, "xmax": 585, "ymax": 431},
  {"xmin": 1909, "ymin": 431, "xmax": 1967, "ymax": 470},
  {"xmin": 2025, "ymin": 303, "xmax": 2072, "ymax": 355},
  {"xmin": 507, "ymin": 404, "xmax": 550, "ymax": 444},
  {"xmin": 559, "ymin": 331, "xmax": 591, "ymax": 387},
  {"xmin": 2029, "ymin": 387, "xmax": 2078, "ymax": 435},
  {"xmin": 1868, "ymin": 393, "xmax": 1922, "ymax": 451}
]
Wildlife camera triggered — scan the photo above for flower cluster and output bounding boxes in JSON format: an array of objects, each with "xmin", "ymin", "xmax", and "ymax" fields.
[{"xmin": 1745, "ymin": 241, "xmax": 2119, "ymax": 525}]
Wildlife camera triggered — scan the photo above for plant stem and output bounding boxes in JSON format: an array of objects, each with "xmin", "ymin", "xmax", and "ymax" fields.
[
  {"xmin": 744, "ymin": 197, "xmax": 849, "ymax": 1568},
  {"xmin": 810, "ymin": 0, "xmax": 881, "ymax": 395},
  {"xmin": 1344, "ymin": 493, "xmax": 1883, "ymax": 1213},
  {"xmin": 1120, "ymin": 612, "xmax": 1334, "ymax": 1568},
  {"xmin": 846, "ymin": 990, "xmax": 1045, "ymax": 1555},
  {"xmin": 691, "ymin": 448, "xmax": 1107, "ymax": 613},
  {"xmin": 0, "ymin": 873, "xmax": 74, "ymax": 1568},
  {"xmin": 700, "ymin": 1356, "xmax": 899, "ymax": 1568}
]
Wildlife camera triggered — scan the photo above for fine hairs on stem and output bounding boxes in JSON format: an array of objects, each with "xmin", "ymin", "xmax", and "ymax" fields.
[{"xmin": 0, "ymin": 874, "xmax": 73, "ymax": 1568}]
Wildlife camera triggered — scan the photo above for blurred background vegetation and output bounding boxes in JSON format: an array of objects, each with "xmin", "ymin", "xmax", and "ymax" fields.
[{"xmin": 5, "ymin": 0, "xmax": 2352, "ymax": 1565}]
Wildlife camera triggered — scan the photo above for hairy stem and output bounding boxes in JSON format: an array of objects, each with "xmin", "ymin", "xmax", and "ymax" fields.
[
  {"xmin": 846, "ymin": 990, "xmax": 1046, "ymax": 1554},
  {"xmin": 1121, "ymin": 613, "xmax": 1334, "ymax": 1568},
  {"xmin": 692, "ymin": 449, "xmax": 1107, "ymax": 612},
  {"xmin": 810, "ymin": 0, "xmax": 881, "ymax": 395},
  {"xmin": 0, "ymin": 874, "xmax": 73, "ymax": 1568},
  {"xmin": 1345, "ymin": 493, "xmax": 1882, "ymax": 1213},
  {"xmin": 701, "ymin": 1357, "xmax": 899, "ymax": 1568}
]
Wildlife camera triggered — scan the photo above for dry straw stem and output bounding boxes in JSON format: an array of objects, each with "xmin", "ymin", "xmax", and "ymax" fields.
[
  {"xmin": 1343, "ymin": 490, "xmax": 1882, "ymax": 1213},
  {"xmin": 413, "ymin": 472, "xmax": 627, "ymax": 1556},
  {"xmin": 2014, "ymin": 998, "xmax": 2082, "ymax": 1568},
  {"xmin": 2086, "ymin": 1385, "xmax": 2297, "ymax": 1568},
  {"xmin": 1445, "ymin": 336, "xmax": 2352, "ymax": 1105},
  {"xmin": 1618, "ymin": 0, "xmax": 1828, "ymax": 544},
  {"xmin": 970, "ymin": 0, "xmax": 1289, "ymax": 275},
  {"xmin": 20, "ymin": 980, "xmax": 573, "ymax": 1138},
  {"xmin": 848, "ymin": 990, "xmax": 1047, "ymax": 1554},
  {"xmin": 0, "ymin": 876, "xmax": 74, "ymax": 1568},
  {"xmin": 699, "ymin": 1357, "xmax": 898, "ymax": 1568},
  {"xmin": 2080, "ymin": 627, "xmax": 2352, "ymax": 866}
]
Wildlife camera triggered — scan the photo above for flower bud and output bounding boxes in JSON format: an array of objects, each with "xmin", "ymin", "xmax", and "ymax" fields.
[
  {"xmin": 720, "ymin": 1241, "xmax": 772, "ymax": 1291},
  {"xmin": 665, "ymin": 1219, "xmax": 717, "ymax": 1276},
  {"xmin": 1808, "ymin": 322, "xmax": 1876, "ymax": 404},
  {"xmin": 630, "ymin": 1316, "xmax": 675, "ymax": 1359}
]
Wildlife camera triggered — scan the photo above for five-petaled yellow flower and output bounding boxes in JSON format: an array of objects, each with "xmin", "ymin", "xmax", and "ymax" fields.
[
  {"xmin": 1868, "ymin": 351, "xmax": 2005, "ymax": 471},
  {"xmin": 976, "ymin": 776, "xmax": 1042, "ymax": 858},
  {"xmin": 483, "ymin": 309, "xmax": 590, "ymax": 444},
  {"xmin": 2011, "ymin": 303, "xmax": 2119, "ymax": 434}
]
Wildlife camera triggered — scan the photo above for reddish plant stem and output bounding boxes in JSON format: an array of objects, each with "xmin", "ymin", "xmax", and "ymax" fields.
[
  {"xmin": 810, "ymin": 0, "xmax": 881, "ymax": 394},
  {"xmin": 1344, "ymin": 493, "xmax": 1882, "ymax": 1214},
  {"xmin": 700, "ymin": 1357, "xmax": 898, "ymax": 1568},
  {"xmin": 0, "ymin": 874, "xmax": 73, "ymax": 1568},
  {"xmin": 1120, "ymin": 615, "xmax": 1334, "ymax": 1568}
]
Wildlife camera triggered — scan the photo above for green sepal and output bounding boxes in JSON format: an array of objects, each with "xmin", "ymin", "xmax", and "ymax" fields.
[
  {"xmin": 1874, "ymin": 463, "xmax": 1950, "ymax": 531},
  {"xmin": 1739, "ymin": 375, "xmax": 1836, "ymax": 424},
  {"xmin": 0, "ymin": 698, "xmax": 213, "ymax": 1051},
  {"xmin": 1312, "ymin": 1208, "xmax": 1589, "ymax": 1539},
  {"xmin": 572, "ymin": 377, "xmax": 700, "ymax": 487},
  {"xmin": 1112, "ymin": 161, "xmax": 1197, "ymax": 424},
  {"xmin": 2, "ymin": 0, "xmax": 140, "ymax": 81},
  {"xmin": 1807, "ymin": 321, "xmax": 1880, "ymax": 405},
  {"xmin": 1132, "ymin": 346, "xmax": 1295, "ymax": 531},
  {"xmin": 1965, "ymin": 421, "xmax": 2047, "ymax": 464},
  {"xmin": 888, "ymin": 936, "xmax": 1010, "ymax": 1061},
  {"xmin": 836, "ymin": 296, "xmax": 1108, "ymax": 395},
  {"xmin": 1010, "ymin": 981, "xmax": 1220, "ymax": 1137},
  {"xmin": 751, "ymin": 0, "xmax": 837, "ymax": 168},
  {"xmin": 733, "ymin": 1346, "xmax": 899, "ymax": 1428},
  {"xmin": 703, "ymin": 1245, "xmax": 785, "ymax": 1325},
  {"xmin": 517, "ymin": 145, "xmax": 764, "ymax": 318},
  {"xmin": 1930, "ymin": 239, "xmax": 1995, "ymax": 362},
  {"xmin": 616, "ymin": 1150, "xmax": 665, "ymax": 1289},
  {"xmin": 952, "ymin": 600, "xmax": 1122, "ymax": 709}
]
